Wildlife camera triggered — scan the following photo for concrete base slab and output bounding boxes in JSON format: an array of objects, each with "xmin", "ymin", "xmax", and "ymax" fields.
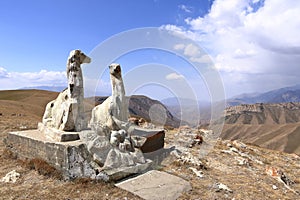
[{"xmin": 115, "ymin": 170, "xmax": 192, "ymax": 200}]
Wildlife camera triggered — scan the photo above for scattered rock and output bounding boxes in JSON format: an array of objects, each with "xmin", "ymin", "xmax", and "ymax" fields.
[
  {"xmin": 273, "ymin": 185, "xmax": 278, "ymax": 190},
  {"xmin": 266, "ymin": 166, "xmax": 299, "ymax": 195},
  {"xmin": 189, "ymin": 167, "xmax": 204, "ymax": 178},
  {"xmin": 176, "ymin": 151, "xmax": 204, "ymax": 168},
  {"xmin": 230, "ymin": 147, "xmax": 239, "ymax": 153},
  {"xmin": 189, "ymin": 134, "xmax": 203, "ymax": 148},
  {"xmin": 291, "ymin": 153, "xmax": 299, "ymax": 160},
  {"xmin": 214, "ymin": 182, "xmax": 233, "ymax": 193},
  {"xmin": 221, "ymin": 149, "xmax": 233, "ymax": 154},
  {"xmin": 232, "ymin": 140, "xmax": 247, "ymax": 149},
  {"xmin": 234, "ymin": 156, "xmax": 249, "ymax": 166},
  {"xmin": 265, "ymin": 166, "xmax": 294, "ymax": 186},
  {"xmin": 198, "ymin": 129, "xmax": 213, "ymax": 137},
  {"xmin": 226, "ymin": 143, "xmax": 233, "ymax": 148},
  {"xmin": 1, "ymin": 170, "xmax": 20, "ymax": 183},
  {"xmin": 221, "ymin": 144, "xmax": 264, "ymax": 165},
  {"xmin": 19, "ymin": 126, "xmax": 27, "ymax": 130}
]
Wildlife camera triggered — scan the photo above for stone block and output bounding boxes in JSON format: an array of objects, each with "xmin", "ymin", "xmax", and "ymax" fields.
[
  {"xmin": 4, "ymin": 130, "xmax": 96, "ymax": 180},
  {"xmin": 131, "ymin": 128, "xmax": 165, "ymax": 153},
  {"xmin": 115, "ymin": 170, "xmax": 192, "ymax": 200},
  {"xmin": 38, "ymin": 123, "xmax": 80, "ymax": 142}
]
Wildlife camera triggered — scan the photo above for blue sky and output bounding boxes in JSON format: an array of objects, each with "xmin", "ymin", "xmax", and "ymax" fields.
[
  {"xmin": 1, "ymin": 0, "xmax": 300, "ymax": 101},
  {"xmin": 0, "ymin": 0, "xmax": 211, "ymax": 72}
]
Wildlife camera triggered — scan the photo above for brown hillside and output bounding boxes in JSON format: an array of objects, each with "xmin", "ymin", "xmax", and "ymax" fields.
[
  {"xmin": 0, "ymin": 90, "xmax": 58, "ymax": 131},
  {"xmin": 225, "ymin": 102, "xmax": 300, "ymax": 124},
  {"xmin": 222, "ymin": 102, "xmax": 300, "ymax": 154},
  {"xmin": 0, "ymin": 90, "xmax": 180, "ymax": 130}
]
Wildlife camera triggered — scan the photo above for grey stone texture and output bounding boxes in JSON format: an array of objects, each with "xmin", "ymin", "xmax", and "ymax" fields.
[
  {"xmin": 116, "ymin": 170, "xmax": 192, "ymax": 200},
  {"xmin": 42, "ymin": 50, "xmax": 91, "ymax": 132},
  {"xmin": 4, "ymin": 130, "xmax": 98, "ymax": 180}
]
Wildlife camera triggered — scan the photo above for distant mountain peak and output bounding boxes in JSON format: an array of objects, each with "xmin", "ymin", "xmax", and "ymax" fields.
[{"xmin": 227, "ymin": 84, "xmax": 300, "ymax": 107}]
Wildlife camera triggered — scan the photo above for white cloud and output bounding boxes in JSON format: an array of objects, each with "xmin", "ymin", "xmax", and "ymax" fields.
[
  {"xmin": 184, "ymin": 43, "xmax": 201, "ymax": 57},
  {"xmin": 173, "ymin": 43, "xmax": 212, "ymax": 64},
  {"xmin": 0, "ymin": 67, "xmax": 10, "ymax": 78},
  {"xmin": 0, "ymin": 67, "xmax": 111, "ymax": 96},
  {"xmin": 173, "ymin": 43, "xmax": 185, "ymax": 50},
  {"xmin": 190, "ymin": 55, "xmax": 212, "ymax": 63},
  {"xmin": 165, "ymin": 73, "xmax": 185, "ymax": 80},
  {"xmin": 0, "ymin": 67, "xmax": 67, "ymax": 90},
  {"xmin": 179, "ymin": 5, "xmax": 192, "ymax": 13},
  {"xmin": 162, "ymin": 0, "xmax": 300, "ymax": 97},
  {"xmin": 233, "ymin": 49, "xmax": 256, "ymax": 59}
]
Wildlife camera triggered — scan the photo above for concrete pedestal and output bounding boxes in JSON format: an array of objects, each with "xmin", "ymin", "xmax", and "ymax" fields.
[{"xmin": 4, "ymin": 130, "xmax": 97, "ymax": 180}]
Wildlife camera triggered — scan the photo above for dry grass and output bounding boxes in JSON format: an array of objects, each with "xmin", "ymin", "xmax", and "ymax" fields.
[{"xmin": 19, "ymin": 158, "xmax": 63, "ymax": 180}]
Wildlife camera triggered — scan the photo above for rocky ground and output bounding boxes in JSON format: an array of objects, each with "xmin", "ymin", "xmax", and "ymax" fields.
[
  {"xmin": 0, "ymin": 90, "xmax": 299, "ymax": 199},
  {"xmin": 1, "ymin": 121, "xmax": 299, "ymax": 199},
  {"xmin": 164, "ymin": 127, "xmax": 300, "ymax": 199}
]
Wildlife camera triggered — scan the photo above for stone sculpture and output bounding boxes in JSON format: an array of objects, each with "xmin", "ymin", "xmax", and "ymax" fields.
[
  {"xmin": 6, "ymin": 51, "xmax": 164, "ymax": 181},
  {"xmin": 90, "ymin": 63, "xmax": 129, "ymax": 132},
  {"xmin": 87, "ymin": 63, "xmax": 148, "ymax": 171},
  {"xmin": 42, "ymin": 50, "xmax": 91, "ymax": 132}
]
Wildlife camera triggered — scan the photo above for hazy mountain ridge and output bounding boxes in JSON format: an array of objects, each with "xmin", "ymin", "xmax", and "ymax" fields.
[
  {"xmin": 227, "ymin": 84, "xmax": 300, "ymax": 106},
  {"xmin": 161, "ymin": 97, "xmax": 211, "ymax": 126}
]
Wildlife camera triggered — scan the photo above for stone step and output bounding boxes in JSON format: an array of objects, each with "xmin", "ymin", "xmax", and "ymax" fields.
[{"xmin": 115, "ymin": 170, "xmax": 192, "ymax": 200}]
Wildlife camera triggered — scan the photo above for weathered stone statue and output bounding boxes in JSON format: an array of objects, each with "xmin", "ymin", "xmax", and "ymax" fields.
[
  {"xmin": 42, "ymin": 50, "xmax": 91, "ymax": 132},
  {"xmin": 87, "ymin": 64, "xmax": 147, "ymax": 171},
  {"xmin": 90, "ymin": 63, "xmax": 129, "ymax": 132}
]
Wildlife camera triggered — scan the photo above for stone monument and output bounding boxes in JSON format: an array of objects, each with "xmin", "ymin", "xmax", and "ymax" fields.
[
  {"xmin": 42, "ymin": 50, "xmax": 90, "ymax": 132},
  {"xmin": 90, "ymin": 63, "xmax": 129, "ymax": 132},
  {"xmin": 4, "ymin": 50, "xmax": 165, "ymax": 181}
]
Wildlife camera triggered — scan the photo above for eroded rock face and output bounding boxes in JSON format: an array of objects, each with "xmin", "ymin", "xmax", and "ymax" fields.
[{"xmin": 42, "ymin": 50, "xmax": 91, "ymax": 132}]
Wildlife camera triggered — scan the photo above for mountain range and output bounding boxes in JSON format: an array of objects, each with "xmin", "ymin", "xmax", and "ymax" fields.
[
  {"xmin": 22, "ymin": 84, "xmax": 300, "ymax": 107},
  {"xmin": 226, "ymin": 84, "xmax": 300, "ymax": 106},
  {"xmin": 1, "ymin": 88, "xmax": 300, "ymax": 155},
  {"xmin": 160, "ymin": 84, "xmax": 300, "ymax": 125}
]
